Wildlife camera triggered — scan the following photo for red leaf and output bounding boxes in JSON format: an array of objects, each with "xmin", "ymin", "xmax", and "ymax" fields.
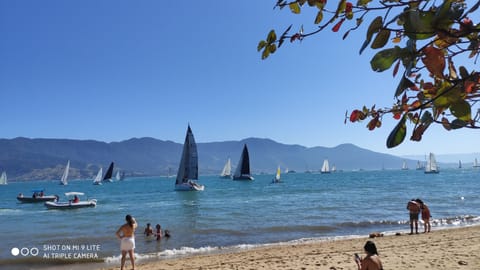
[
  {"xmin": 393, "ymin": 112, "xmax": 402, "ymax": 120},
  {"xmin": 332, "ymin": 18, "xmax": 345, "ymax": 32},
  {"xmin": 421, "ymin": 46, "xmax": 445, "ymax": 78},
  {"xmin": 393, "ymin": 60, "xmax": 400, "ymax": 77}
]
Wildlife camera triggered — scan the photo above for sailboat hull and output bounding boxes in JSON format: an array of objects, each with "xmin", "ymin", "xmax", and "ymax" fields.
[
  {"xmin": 233, "ymin": 175, "xmax": 254, "ymax": 181},
  {"xmin": 175, "ymin": 181, "xmax": 205, "ymax": 191}
]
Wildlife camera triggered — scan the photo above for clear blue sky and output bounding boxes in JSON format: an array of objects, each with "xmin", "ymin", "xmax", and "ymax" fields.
[{"xmin": 0, "ymin": 1, "xmax": 478, "ymax": 156}]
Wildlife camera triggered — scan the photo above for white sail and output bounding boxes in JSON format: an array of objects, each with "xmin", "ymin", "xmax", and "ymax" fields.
[
  {"xmin": 60, "ymin": 160, "xmax": 70, "ymax": 185},
  {"xmin": 220, "ymin": 158, "xmax": 232, "ymax": 178},
  {"xmin": 93, "ymin": 167, "xmax": 103, "ymax": 185},
  {"xmin": 115, "ymin": 171, "xmax": 121, "ymax": 181},
  {"xmin": 402, "ymin": 160, "xmax": 408, "ymax": 170},
  {"xmin": 321, "ymin": 159, "xmax": 330, "ymax": 173},
  {"xmin": 474, "ymin": 158, "xmax": 480, "ymax": 168},
  {"xmin": 175, "ymin": 125, "xmax": 204, "ymax": 191},
  {"xmin": 425, "ymin": 153, "xmax": 439, "ymax": 174},
  {"xmin": 0, "ymin": 171, "xmax": 7, "ymax": 185}
]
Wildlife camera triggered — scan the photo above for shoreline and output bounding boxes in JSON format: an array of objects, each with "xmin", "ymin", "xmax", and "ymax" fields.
[{"xmin": 98, "ymin": 225, "xmax": 480, "ymax": 270}]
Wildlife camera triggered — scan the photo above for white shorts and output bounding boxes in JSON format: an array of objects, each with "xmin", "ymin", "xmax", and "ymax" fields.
[{"xmin": 120, "ymin": 237, "xmax": 135, "ymax": 251}]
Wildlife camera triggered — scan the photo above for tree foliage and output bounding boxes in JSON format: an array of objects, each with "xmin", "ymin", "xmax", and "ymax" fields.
[{"xmin": 258, "ymin": 0, "xmax": 480, "ymax": 148}]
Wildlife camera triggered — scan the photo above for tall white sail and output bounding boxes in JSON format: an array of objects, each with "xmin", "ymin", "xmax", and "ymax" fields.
[
  {"xmin": 0, "ymin": 171, "xmax": 7, "ymax": 185},
  {"xmin": 321, "ymin": 159, "xmax": 330, "ymax": 173},
  {"xmin": 60, "ymin": 160, "xmax": 70, "ymax": 185},
  {"xmin": 425, "ymin": 153, "xmax": 439, "ymax": 174},
  {"xmin": 474, "ymin": 158, "xmax": 480, "ymax": 168},
  {"xmin": 402, "ymin": 160, "xmax": 408, "ymax": 170},
  {"xmin": 93, "ymin": 167, "xmax": 103, "ymax": 185},
  {"xmin": 220, "ymin": 158, "xmax": 232, "ymax": 178}
]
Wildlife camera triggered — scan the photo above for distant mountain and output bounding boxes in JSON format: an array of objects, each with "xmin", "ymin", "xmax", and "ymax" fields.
[{"xmin": 0, "ymin": 137, "xmax": 422, "ymax": 181}]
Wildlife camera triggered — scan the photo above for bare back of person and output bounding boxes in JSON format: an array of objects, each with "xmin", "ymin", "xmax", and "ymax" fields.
[{"xmin": 362, "ymin": 254, "xmax": 383, "ymax": 270}]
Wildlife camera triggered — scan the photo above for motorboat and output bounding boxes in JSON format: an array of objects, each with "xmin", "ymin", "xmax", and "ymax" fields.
[
  {"xmin": 17, "ymin": 189, "xmax": 58, "ymax": 203},
  {"xmin": 44, "ymin": 192, "xmax": 97, "ymax": 209}
]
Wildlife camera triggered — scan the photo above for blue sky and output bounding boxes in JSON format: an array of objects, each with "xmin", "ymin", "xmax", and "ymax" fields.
[{"xmin": 0, "ymin": 1, "xmax": 478, "ymax": 156}]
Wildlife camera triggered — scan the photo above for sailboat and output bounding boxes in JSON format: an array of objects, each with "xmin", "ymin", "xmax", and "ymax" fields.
[
  {"xmin": 115, "ymin": 171, "xmax": 121, "ymax": 181},
  {"xmin": 93, "ymin": 167, "xmax": 103, "ymax": 185},
  {"xmin": 458, "ymin": 160, "xmax": 462, "ymax": 169},
  {"xmin": 175, "ymin": 125, "xmax": 204, "ymax": 191},
  {"xmin": 424, "ymin": 153, "xmax": 439, "ymax": 174},
  {"xmin": 320, "ymin": 159, "xmax": 330, "ymax": 174},
  {"xmin": 102, "ymin": 162, "xmax": 114, "ymax": 183},
  {"xmin": 220, "ymin": 158, "xmax": 232, "ymax": 179},
  {"xmin": 473, "ymin": 158, "xmax": 480, "ymax": 168},
  {"xmin": 233, "ymin": 144, "xmax": 254, "ymax": 181},
  {"xmin": 416, "ymin": 160, "xmax": 424, "ymax": 170},
  {"xmin": 401, "ymin": 160, "xmax": 408, "ymax": 170},
  {"xmin": 59, "ymin": 160, "xmax": 70, "ymax": 185},
  {"xmin": 0, "ymin": 171, "xmax": 7, "ymax": 185},
  {"xmin": 271, "ymin": 166, "xmax": 281, "ymax": 183}
]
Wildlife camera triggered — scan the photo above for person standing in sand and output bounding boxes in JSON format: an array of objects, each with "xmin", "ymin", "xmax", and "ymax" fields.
[
  {"xmin": 417, "ymin": 199, "xmax": 431, "ymax": 233},
  {"xmin": 116, "ymin": 214, "xmax": 137, "ymax": 270},
  {"xmin": 354, "ymin": 240, "xmax": 383, "ymax": 270},
  {"xmin": 407, "ymin": 199, "xmax": 420, "ymax": 234}
]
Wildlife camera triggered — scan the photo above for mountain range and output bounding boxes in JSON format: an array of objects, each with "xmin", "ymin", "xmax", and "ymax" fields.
[{"xmin": 0, "ymin": 137, "xmax": 469, "ymax": 181}]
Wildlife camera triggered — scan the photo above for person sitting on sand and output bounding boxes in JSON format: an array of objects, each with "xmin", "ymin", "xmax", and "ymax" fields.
[
  {"xmin": 417, "ymin": 199, "xmax": 432, "ymax": 233},
  {"xmin": 354, "ymin": 240, "xmax": 383, "ymax": 270},
  {"xmin": 144, "ymin": 223, "xmax": 154, "ymax": 237},
  {"xmin": 407, "ymin": 199, "xmax": 420, "ymax": 234}
]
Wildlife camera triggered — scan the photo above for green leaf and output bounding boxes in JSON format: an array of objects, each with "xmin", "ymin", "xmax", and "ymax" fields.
[
  {"xmin": 402, "ymin": 9, "xmax": 436, "ymax": 40},
  {"xmin": 266, "ymin": 30, "xmax": 277, "ymax": 44},
  {"xmin": 314, "ymin": 10, "xmax": 323, "ymax": 24},
  {"xmin": 359, "ymin": 16, "xmax": 383, "ymax": 54},
  {"xmin": 289, "ymin": 2, "xmax": 301, "ymax": 14},
  {"xmin": 257, "ymin": 40, "xmax": 266, "ymax": 52},
  {"xmin": 395, "ymin": 77, "xmax": 415, "ymax": 97},
  {"xmin": 370, "ymin": 46, "xmax": 402, "ymax": 72},
  {"xmin": 386, "ymin": 115, "xmax": 407, "ymax": 148},
  {"xmin": 261, "ymin": 48, "xmax": 270, "ymax": 60},
  {"xmin": 450, "ymin": 100, "xmax": 471, "ymax": 121},
  {"xmin": 450, "ymin": 119, "xmax": 468, "ymax": 129},
  {"xmin": 335, "ymin": 0, "xmax": 346, "ymax": 15},
  {"xmin": 357, "ymin": 0, "xmax": 372, "ymax": 7},
  {"xmin": 371, "ymin": 29, "xmax": 391, "ymax": 49}
]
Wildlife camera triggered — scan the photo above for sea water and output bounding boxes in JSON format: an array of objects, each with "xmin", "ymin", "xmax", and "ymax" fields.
[{"xmin": 0, "ymin": 168, "xmax": 479, "ymax": 269}]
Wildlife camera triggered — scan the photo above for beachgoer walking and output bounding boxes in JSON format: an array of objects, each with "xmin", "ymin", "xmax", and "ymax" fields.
[
  {"xmin": 144, "ymin": 223, "xmax": 154, "ymax": 237},
  {"xmin": 407, "ymin": 199, "xmax": 420, "ymax": 234},
  {"xmin": 417, "ymin": 199, "xmax": 431, "ymax": 233},
  {"xmin": 354, "ymin": 240, "xmax": 383, "ymax": 270},
  {"xmin": 116, "ymin": 214, "xmax": 137, "ymax": 270}
]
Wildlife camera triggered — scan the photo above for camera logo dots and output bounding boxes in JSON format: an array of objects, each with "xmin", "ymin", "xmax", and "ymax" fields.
[{"xmin": 11, "ymin": 247, "xmax": 39, "ymax": 257}]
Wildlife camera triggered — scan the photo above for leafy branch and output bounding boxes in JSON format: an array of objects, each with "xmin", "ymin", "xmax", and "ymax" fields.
[{"xmin": 259, "ymin": 0, "xmax": 480, "ymax": 148}]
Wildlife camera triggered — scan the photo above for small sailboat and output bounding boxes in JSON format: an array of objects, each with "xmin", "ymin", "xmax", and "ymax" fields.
[
  {"xmin": 320, "ymin": 159, "xmax": 330, "ymax": 174},
  {"xmin": 424, "ymin": 153, "xmax": 439, "ymax": 174},
  {"xmin": 233, "ymin": 144, "xmax": 254, "ymax": 181},
  {"xmin": 416, "ymin": 160, "xmax": 424, "ymax": 170},
  {"xmin": 93, "ymin": 167, "xmax": 103, "ymax": 185},
  {"xmin": 59, "ymin": 160, "xmax": 70, "ymax": 185},
  {"xmin": 115, "ymin": 171, "xmax": 121, "ymax": 181},
  {"xmin": 473, "ymin": 158, "xmax": 480, "ymax": 168},
  {"xmin": 401, "ymin": 160, "xmax": 408, "ymax": 170},
  {"xmin": 220, "ymin": 158, "xmax": 232, "ymax": 179},
  {"xmin": 0, "ymin": 171, "xmax": 7, "ymax": 185},
  {"xmin": 175, "ymin": 125, "xmax": 204, "ymax": 191},
  {"xmin": 458, "ymin": 160, "xmax": 462, "ymax": 169},
  {"xmin": 102, "ymin": 162, "xmax": 114, "ymax": 183},
  {"xmin": 271, "ymin": 166, "xmax": 281, "ymax": 183}
]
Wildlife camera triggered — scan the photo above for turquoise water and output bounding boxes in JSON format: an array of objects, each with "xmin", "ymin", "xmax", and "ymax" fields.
[{"xmin": 0, "ymin": 169, "xmax": 479, "ymax": 269}]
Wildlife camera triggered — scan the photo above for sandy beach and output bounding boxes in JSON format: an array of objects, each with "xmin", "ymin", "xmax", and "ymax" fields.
[{"xmin": 100, "ymin": 225, "xmax": 480, "ymax": 270}]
